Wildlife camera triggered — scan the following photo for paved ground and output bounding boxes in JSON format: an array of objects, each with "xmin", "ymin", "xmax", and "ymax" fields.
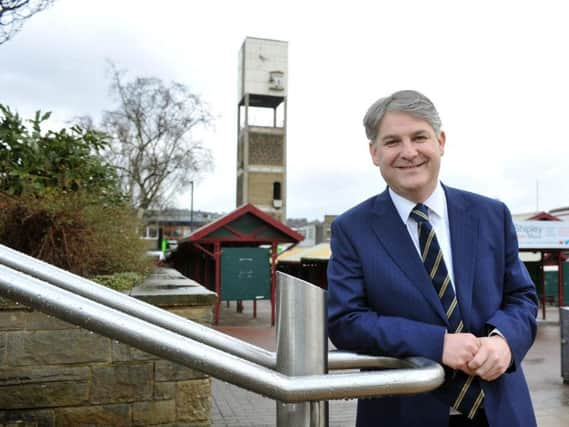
[{"xmin": 210, "ymin": 300, "xmax": 569, "ymax": 426}]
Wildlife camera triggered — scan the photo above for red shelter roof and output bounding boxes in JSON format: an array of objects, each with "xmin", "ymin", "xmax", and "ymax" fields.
[
  {"xmin": 180, "ymin": 203, "xmax": 303, "ymax": 245},
  {"xmin": 527, "ymin": 211, "xmax": 561, "ymax": 221}
]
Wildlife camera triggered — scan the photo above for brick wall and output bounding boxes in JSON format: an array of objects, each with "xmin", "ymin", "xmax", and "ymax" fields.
[{"xmin": 0, "ymin": 294, "xmax": 214, "ymax": 427}]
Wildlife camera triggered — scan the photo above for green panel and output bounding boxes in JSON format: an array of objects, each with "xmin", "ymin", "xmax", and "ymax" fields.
[
  {"xmin": 220, "ymin": 247, "xmax": 270, "ymax": 301},
  {"xmin": 257, "ymin": 227, "xmax": 289, "ymax": 239},
  {"xmin": 209, "ymin": 228, "xmax": 236, "ymax": 238},
  {"xmin": 544, "ymin": 265, "xmax": 569, "ymax": 305},
  {"xmin": 230, "ymin": 214, "xmax": 265, "ymax": 234},
  {"xmin": 545, "ymin": 271, "xmax": 558, "ymax": 303},
  {"xmin": 525, "ymin": 262, "xmax": 543, "ymax": 296},
  {"xmin": 563, "ymin": 262, "xmax": 569, "ymax": 305}
]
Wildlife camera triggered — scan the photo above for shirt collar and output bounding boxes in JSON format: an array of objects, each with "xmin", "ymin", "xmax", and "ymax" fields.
[{"xmin": 389, "ymin": 182, "xmax": 447, "ymax": 223}]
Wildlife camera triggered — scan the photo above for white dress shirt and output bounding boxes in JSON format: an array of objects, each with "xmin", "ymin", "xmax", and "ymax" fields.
[{"xmin": 389, "ymin": 183, "xmax": 456, "ymax": 291}]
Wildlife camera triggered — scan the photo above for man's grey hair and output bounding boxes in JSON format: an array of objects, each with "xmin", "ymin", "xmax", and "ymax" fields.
[{"xmin": 363, "ymin": 90, "xmax": 442, "ymax": 142}]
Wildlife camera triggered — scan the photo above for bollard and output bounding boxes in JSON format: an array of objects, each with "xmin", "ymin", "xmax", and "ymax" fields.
[{"xmin": 276, "ymin": 272, "xmax": 328, "ymax": 426}]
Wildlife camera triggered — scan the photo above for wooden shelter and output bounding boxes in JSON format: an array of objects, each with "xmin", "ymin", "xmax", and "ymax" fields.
[{"xmin": 169, "ymin": 204, "xmax": 303, "ymax": 324}]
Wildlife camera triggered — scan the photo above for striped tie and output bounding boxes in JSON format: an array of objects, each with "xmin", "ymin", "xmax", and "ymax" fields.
[{"xmin": 410, "ymin": 203, "xmax": 484, "ymax": 419}]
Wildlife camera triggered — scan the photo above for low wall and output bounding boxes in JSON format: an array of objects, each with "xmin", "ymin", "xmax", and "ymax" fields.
[{"xmin": 0, "ymin": 268, "xmax": 217, "ymax": 427}]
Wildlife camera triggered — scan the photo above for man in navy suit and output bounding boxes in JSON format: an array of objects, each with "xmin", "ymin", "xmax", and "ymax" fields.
[{"xmin": 327, "ymin": 90, "xmax": 538, "ymax": 427}]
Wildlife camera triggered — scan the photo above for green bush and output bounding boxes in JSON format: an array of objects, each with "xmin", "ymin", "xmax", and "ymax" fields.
[
  {"xmin": 0, "ymin": 104, "xmax": 120, "ymax": 201},
  {"xmin": 0, "ymin": 104, "xmax": 152, "ymax": 280},
  {"xmin": 90, "ymin": 272, "xmax": 144, "ymax": 292},
  {"xmin": 0, "ymin": 191, "xmax": 152, "ymax": 277}
]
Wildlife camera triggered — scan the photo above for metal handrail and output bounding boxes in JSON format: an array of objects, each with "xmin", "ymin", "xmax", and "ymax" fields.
[
  {"xmin": 0, "ymin": 263, "xmax": 444, "ymax": 403},
  {"xmin": 0, "ymin": 244, "xmax": 431, "ymax": 371}
]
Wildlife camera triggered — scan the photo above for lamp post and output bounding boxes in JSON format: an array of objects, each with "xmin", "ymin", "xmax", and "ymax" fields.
[{"xmin": 190, "ymin": 181, "xmax": 194, "ymax": 232}]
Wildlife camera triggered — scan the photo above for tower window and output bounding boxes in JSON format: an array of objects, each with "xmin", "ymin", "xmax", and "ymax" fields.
[{"xmin": 273, "ymin": 182, "xmax": 282, "ymax": 200}]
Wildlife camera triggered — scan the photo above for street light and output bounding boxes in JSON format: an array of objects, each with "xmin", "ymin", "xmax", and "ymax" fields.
[{"xmin": 190, "ymin": 181, "xmax": 194, "ymax": 232}]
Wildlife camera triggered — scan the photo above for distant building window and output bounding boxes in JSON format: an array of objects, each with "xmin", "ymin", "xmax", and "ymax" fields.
[{"xmin": 143, "ymin": 224, "xmax": 158, "ymax": 239}]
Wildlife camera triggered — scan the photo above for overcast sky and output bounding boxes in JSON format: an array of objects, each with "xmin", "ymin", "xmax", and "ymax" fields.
[{"xmin": 2, "ymin": 0, "xmax": 568, "ymax": 220}]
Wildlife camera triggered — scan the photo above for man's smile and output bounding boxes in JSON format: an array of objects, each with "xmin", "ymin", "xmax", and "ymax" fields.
[{"xmin": 396, "ymin": 161, "xmax": 427, "ymax": 170}]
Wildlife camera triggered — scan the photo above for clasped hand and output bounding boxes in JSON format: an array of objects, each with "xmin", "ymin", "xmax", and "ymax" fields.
[{"xmin": 442, "ymin": 333, "xmax": 512, "ymax": 381}]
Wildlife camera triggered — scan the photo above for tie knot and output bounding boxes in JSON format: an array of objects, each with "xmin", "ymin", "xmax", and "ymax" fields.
[{"xmin": 410, "ymin": 203, "xmax": 430, "ymax": 224}]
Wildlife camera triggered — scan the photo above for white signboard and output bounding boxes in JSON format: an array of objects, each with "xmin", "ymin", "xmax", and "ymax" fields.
[{"xmin": 515, "ymin": 221, "xmax": 569, "ymax": 249}]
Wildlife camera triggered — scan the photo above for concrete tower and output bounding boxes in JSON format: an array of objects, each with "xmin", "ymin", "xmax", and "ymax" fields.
[{"xmin": 236, "ymin": 37, "xmax": 288, "ymax": 222}]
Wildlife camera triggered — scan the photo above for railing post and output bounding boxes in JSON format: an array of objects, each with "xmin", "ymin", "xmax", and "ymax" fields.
[{"xmin": 276, "ymin": 272, "xmax": 328, "ymax": 427}]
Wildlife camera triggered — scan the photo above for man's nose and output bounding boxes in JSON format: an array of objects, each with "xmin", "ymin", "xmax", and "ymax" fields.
[{"xmin": 400, "ymin": 140, "xmax": 418, "ymax": 158}]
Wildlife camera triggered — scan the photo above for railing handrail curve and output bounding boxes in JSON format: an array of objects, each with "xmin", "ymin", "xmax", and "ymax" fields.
[{"xmin": 0, "ymin": 245, "xmax": 445, "ymax": 403}]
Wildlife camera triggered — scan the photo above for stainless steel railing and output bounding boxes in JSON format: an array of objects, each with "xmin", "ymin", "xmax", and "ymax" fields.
[
  {"xmin": 0, "ymin": 244, "xmax": 435, "ymax": 371},
  {"xmin": 0, "ymin": 244, "xmax": 444, "ymax": 426}
]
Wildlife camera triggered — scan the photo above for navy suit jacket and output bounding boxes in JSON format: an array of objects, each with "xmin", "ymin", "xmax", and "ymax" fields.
[{"xmin": 327, "ymin": 186, "xmax": 538, "ymax": 427}]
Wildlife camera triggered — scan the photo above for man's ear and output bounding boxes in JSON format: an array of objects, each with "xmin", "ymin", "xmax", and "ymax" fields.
[
  {"xmin": 438, "ymin": 131, "xmax": 446, "ymax": 156},
  {"xmin": 369, "ymin": 141, "xmax": 380, "ymax": 166}
]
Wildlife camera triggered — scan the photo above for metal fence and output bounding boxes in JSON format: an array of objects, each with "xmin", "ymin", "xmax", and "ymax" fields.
[{"xmin": 0, "ymin": 244, "xmax": 444, "ymax": 426}]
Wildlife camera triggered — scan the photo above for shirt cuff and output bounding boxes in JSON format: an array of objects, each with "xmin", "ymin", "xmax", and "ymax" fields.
[{"xmin": 488, "ymin": 328, "xmax": 504, "ymax": 338}]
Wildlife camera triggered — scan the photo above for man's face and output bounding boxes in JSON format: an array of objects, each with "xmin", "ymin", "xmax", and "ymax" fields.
[{"xmin": 369, "ymin": 111, "xmax": 445, "ymax": 203}]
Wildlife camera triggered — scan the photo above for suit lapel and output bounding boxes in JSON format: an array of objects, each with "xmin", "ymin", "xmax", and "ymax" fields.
[
  {"xmin": 370, "ymin": 190, "xmax": 448, "ymax": 324},
  {"xmin": 445, "ymin": 186, "xmax": 479, "ymax": 331}
]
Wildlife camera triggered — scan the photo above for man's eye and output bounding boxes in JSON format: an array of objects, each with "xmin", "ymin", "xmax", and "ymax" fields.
[
  {"xmin": 414, "ymin": 135, "xmax": 428, "ymax": 141},
  {"xmin": 384, "ymin": 140, "xmax": 398, "ymax": 146}
]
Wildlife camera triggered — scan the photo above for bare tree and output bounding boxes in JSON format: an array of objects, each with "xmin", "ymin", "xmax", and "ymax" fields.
[
  {"xmin": 101, "ymin": 65, "xmax": 213, "ymax": 211},
  {"xmin": 0, "ymin": 0, "xmax": 54, "ymax": 44}
]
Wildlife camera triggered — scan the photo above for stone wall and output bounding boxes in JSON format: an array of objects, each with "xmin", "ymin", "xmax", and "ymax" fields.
[{"xmin": 0, "ymin": 268, "xmax": 217, "ymax": 427}]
